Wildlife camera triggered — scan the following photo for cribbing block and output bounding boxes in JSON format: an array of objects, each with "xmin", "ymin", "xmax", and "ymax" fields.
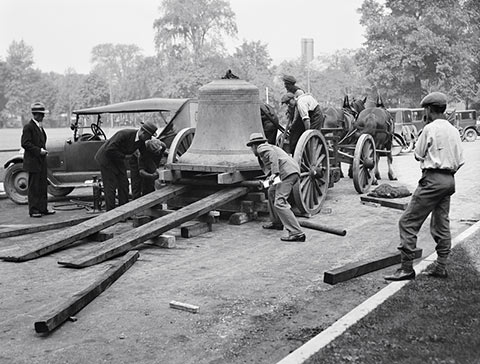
[
  {"xmin": 180, "ymin": 221, "xmax": 212, "ymax": 238},
  {"xmin": 229, "ymin": 212, "xmax": 250, "ymax": 225},
  {"xmin": 149, "ymin": 234, "xmax": 176, "ymax": 248},
  {"xmin": 245, "ymin": 192, "xmax": 266, "ymax": 202},
  {"xmin": 360, "ymin": 196, "xmax": 408, "ymax": 210},
  {"xmin": 89, "ymin": 232, "xmax": 114, "ymax": 242},
  {"xmin": 323, "ymin": 248, "xmax": 423, "ymax": 285},
  {"xmin": 132, "ymin": 215, "xmax": 152, "ymax": 227}
]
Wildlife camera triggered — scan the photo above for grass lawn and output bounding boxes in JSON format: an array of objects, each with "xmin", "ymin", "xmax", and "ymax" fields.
[{"xmin": 306, "ymin": 237, "xmax": 480, "ymax": 364}]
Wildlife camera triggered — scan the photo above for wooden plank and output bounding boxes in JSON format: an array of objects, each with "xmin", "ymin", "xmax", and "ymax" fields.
[
  {"xmin": 298, "ymin": 220, "xmax": 347, "ymax": 236},
  {"xmin": 360, "ymin": 196, "xmax": 408, "ymax": 210},
  {"xmin": 169, "ymin": 301, "xmax": 199, "ymax": 313},
  {"xmin": 323, "ymin": 248, "xmax": 423, "ymax": 285},
  {"xmin": 0, "ymin": 216, "xmax": 92, "ymax": 239},
  {"xmin": 58, "ymin": 187, "xmax": 248, "ymax": 268},
  {"xmin": 34, "ymin": 250, "xmax": 139, "ymax": 334},
  {"xmin": 0, "ymin": 185, "xmax": 187, "ymax": 262}
]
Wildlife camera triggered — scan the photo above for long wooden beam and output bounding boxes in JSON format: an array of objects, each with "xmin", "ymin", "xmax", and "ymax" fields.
[
  {"xmin": 58, "ymin": 187, "xmax": 248, "ymax": 268},
  {"xmin": 0, "ymin": 185, "xmax": 187, "ymax": 262},
  {"xmin": 0, "ymin": 216, "xmax": 92, "ymax": 239},
  {"xmin": 360, "ymin": 196, "xmax": 408, "ymax": 210},
  {"xmin": 34, "ymin": 250, "xmax": 139, "ymax": 334},
  {"xmin": 323, "ymin": 248, "xmax": 423, "ymax": 285}
]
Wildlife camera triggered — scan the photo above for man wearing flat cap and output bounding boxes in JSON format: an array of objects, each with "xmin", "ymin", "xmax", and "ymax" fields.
[
  {"xmin": 247, "ymin": 133, "xmax": 306, "ymax": 242},
  {"xmin": 21, "ymin": 102, "xmax": 56, "ymax": 217},
  {"xmin": 281, "ymin": 92, "xmax": 324, "ymax": 153},
  {"xmin": 282, "ymin": 75, "xmax": 304, "ymax": 98},
  {"xmin": 385, "ymin": 91, "xmax": 464, "ymax": 281},
  {"xmin": 95, "ymin": 121, "xmax": 157, "ymax": 211},
  {"xmin": 137, "ymin": 138, "xmax": 166, "ymax": 196}
]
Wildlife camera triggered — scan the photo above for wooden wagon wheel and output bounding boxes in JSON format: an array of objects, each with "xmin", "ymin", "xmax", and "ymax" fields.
[
  {"xmin": 292, "ymin": 130, "xmax": 330, "ymax": 216},
  {"xmin": 166, "ymin": 127, "xmax": 195, "ymax": 164},
  {"xmin": 352, "ymin": 134, "xmax": 376, "ymax": 194}
]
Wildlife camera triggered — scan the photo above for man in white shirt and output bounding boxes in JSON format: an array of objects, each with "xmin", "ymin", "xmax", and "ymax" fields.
[{"xmin": 385, "ymin": 92, "xmax": 464, "ymax": 281}]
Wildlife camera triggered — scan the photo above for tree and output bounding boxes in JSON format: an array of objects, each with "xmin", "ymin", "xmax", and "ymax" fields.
[
  {"xmin": 55, "ymin": 68, "xmax": 85, "ymax": 125},
  {"xmin": 358, "ymin": 0, "xmax": 478, "ymax": 107},
  {"xmin": 91, "ymin": 43, "xmax": 143, "ymax": 103},
  {"xmin": 78, "ymin": 72, "xmax": 110, "ymax": 109},
  {"xmin": 153, "ymin": 0, "xmax": 237, "ymax": 60},
  {"xmin": 2, "ymin": 40, "xmax": 37, "ymax": 125}
]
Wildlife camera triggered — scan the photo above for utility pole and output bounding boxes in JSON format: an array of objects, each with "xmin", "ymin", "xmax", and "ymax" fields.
[{"xmin": 301, "ymin": 38, "xmax": 314, "ymax": 93}]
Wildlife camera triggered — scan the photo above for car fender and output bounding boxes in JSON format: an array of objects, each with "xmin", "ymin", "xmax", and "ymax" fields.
[{"xmin": 3, "ymin": 154, "xmax": 23, "ymax": 170}]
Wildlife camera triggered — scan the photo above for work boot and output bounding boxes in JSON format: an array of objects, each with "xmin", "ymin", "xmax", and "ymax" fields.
[
  {"xmin": 262, "ymin": 222, "xmax": 283, "ymax": 230},
  {"xmin": 425, "ymin": 263, "xmax": 448, "ymax": 278},
  {"xmin": 280, "ymin": 233, "xmax": 306, "ymax": 242},
  {"xmin": 384, "ymin": 267, "xmax": 416, "ymax": 281}
]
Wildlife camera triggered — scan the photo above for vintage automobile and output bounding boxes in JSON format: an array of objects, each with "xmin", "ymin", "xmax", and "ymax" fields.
[
  {"xmin": 387, "ymin": 108, "xmax": 418, "ymax": 155},
  {"xmin": 3, "ymin": 98, "xmax": 198, "ymax": 204},
  {"xmin": 411, "ymin": 108, "xmax": 425, "ymax": 135},
  {"xmin": 454, "ymin": 109, "xmax": 478, "ymax": 142}
]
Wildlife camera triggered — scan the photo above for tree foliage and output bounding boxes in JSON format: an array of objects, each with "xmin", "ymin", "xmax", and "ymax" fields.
[
  {"xmin": 358, "ymin": 0, "xmax": 479, "ymax": 107},
  {"xmin": 153, "ymin": 0, "xmax": 237, "ymax": 60}
]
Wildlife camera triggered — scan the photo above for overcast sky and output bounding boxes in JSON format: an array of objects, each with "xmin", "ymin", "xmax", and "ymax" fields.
[{"xmin": 0, "ymin": 0, "xmax": 366, "ymax": 74}]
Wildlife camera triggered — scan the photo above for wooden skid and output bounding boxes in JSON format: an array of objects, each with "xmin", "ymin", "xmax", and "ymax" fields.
[
  {"xmin": 58, "ymin": 187, "xmax": 248, "ymax": 268},
  {"xmin": 360, "ymin": 196, "xmax": 408, "ymax": 210},
  {"xmin": 34, "ymin": 250, "xmax": 139, "ymax": 334},
  {"xmin": 323, "ymin": 248, "xmax": 423, "ymax": 285},
  {"xmin": 0, "ymin": 216, "xmax": 92, "ymax": 239},
  {"xmin": 0, "ymin": 185, "xmax": 187, "ymax": 262}
]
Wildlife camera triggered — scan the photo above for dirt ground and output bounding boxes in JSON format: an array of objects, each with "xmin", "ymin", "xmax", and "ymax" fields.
[{"xmin": 0, "ymin": 140, "xmax": 479, "ymax": 364}]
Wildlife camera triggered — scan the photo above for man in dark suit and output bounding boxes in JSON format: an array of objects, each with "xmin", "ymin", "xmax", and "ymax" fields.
[
  {"xmin": 21, "ymin": 102, "xmax": 55, "ymax": 218},
  {"xmin": 94, "ymin": 121, "xmax": 157, "ymax": 211}
]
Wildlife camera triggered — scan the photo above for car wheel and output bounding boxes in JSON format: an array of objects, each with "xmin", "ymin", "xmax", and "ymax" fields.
[
  {"xmin": 47, "ymin": 185, "xmax": 74, "ymax": 197},
  {"xmin": 464, "ymin": 129, "xmax": 477, "ymax": 142},
  {"xmin": 4, "ymin": 163, "xmax": 29, "ymax": 204}
]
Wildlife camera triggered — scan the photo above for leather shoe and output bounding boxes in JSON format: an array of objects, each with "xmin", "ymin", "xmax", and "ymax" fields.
[
  {"xmin": 42, "ymin": 210, "xmax": 56, "ymax": 215},
  {"xmin": 425, "ymin": 264, "xmax": 448, "ymax": 278},
  {"xmin": 280, "ymin": 233, "xmax": 306, "ymax": 242},
  {"xmin": 384, "ymin": 268, "xmax": 415, "ymax": 281},
  {"xmin": 262, "ymin": 222, "xmax": 283, "ymax": 230},
  {"xmin": 30, "ymin": 213, "xmax": 42, "ymax": 218}
]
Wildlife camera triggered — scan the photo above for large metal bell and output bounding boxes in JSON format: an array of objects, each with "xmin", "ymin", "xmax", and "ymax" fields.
[{"xmin": 175, "ymin": 79, "xmax": 264, "ymax": 172}]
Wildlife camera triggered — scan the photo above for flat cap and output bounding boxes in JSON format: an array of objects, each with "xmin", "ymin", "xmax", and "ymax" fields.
[
  {"xmin": 281, "ymin": 92, "xmax": 295, "ymax": 104},
  {"xmin": 282, "ymin": 75, "xmax": 297, "ymax": 84},
  {"xmin": 31, "ymin": 102, "xmax": 47, "ymax": 114},
  {"xmin": 420, "ymin": 92, "xmax": 448, "ymax": 107},
  {"xmin": 146, "ymin": 138, "xmax": 166, "ymax": 155}
]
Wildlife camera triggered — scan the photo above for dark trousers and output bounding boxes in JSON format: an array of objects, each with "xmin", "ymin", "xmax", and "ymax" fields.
[
  {"xmin": 141, "ymin": 179, "xmax": 155, "ymax": 196},
  {"xmin": 28, "ymin": 167, "xmax": 48, "ymax": 215},
  {"xmin": 398, "ymin": 170, "xmax": 455, "ymax": 267},
  {"xmin": 100, "ymin": 164, "xmax": 129, "ymax": 211},
  {"xmin": 267, "ymin": 173, "xmax": 303, "ymax": 235}
]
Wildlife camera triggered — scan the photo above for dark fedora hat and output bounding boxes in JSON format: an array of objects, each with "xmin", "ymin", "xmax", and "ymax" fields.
[
  {"xmin": 140, "ymin": 120, "xmax": 158, "ymax": 136},
  {"xmin": 246, "ymin": 132, "xmax": 267, "ymax": 147}
]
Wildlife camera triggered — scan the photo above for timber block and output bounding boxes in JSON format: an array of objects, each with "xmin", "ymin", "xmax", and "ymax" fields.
[
  {"xmin": 180, "ymin": 221, "xmax": 212, "ymax": 238},
  {"xmin": 323, "ymin": 248, "xmax": 423, "ymax": 285},
  {"xmin": 245, "ymin": 192, "xmax": 266, "ymax": 202},
  {"xmin": 229, "ymin": 212, "xmax": 251, "ymax": 225},
  {"xmin": 132, "ymin": 215, "xmax": 152, "ymax": 227},
  {"xmin": 144, "ymin": 207, "xmax": 175, "ymax": 219},
  {"xmin": 89, "ymin": 232, "xmax": 114, "ymax": 242},
  {"xmin": 360, "ymin": 196, "xmax": 408, "ymax": 210},
  {"xmin": 149, "ymin": 234, "xmax": 176, "ymax": 248}
]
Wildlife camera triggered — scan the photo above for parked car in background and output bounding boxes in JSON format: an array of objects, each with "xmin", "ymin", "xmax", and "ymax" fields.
[
  {"xmin": 454, "ymin": 110, "xmax": 478, "ymax": 142},
  {"xmin": 3, "ymin": 98, "xmax": 198, "ymax": 204},
  {"xmin": 388, "ymin": 108, "xmax": 418, "ymax": 155},
  {"xmin": 411, "ymin": 108, "xmax": 425, "ymax": 135}
]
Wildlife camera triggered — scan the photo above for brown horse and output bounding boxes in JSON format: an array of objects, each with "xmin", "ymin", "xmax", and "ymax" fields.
[{"xmin": 354, "ymin": 96, "xmax": 397, "ymax": 183}]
